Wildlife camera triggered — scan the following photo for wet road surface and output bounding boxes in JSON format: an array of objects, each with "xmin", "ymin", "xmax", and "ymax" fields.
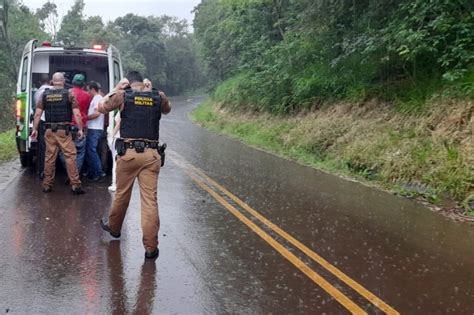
[{"xmin": 1, "ymin": 96, "xmax": 474, "ymax": 314}]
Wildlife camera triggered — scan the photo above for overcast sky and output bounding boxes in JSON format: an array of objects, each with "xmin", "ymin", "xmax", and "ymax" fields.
[{"xmin": 22, "ymin": 0, "xmax": 202, "ymax": 27}]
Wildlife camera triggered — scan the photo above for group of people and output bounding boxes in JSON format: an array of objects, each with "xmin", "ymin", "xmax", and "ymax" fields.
[
  {"xmin": 34, "ymin": 73, "xmax": 107, "ymax": 187},
  {"xmin": 31, "ymin": 70, "xmax": 171, "ymax": 259}
]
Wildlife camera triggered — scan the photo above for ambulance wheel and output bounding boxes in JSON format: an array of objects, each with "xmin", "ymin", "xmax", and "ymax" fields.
[
  {"xmin": 20, "ymin": 153, "xmax": 29, "ymax": 167},
  {"xmin": 28, "ymin": 151, "xmax": 36, "ymax": 172}
]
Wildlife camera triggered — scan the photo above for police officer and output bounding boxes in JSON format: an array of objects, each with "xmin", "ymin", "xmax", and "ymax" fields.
[
  {"xmin": 98, "ymin": 71, "xmax": 171, "ymax": 259},
  {"xmin": 31, "ymin": 72, "xmax": 86, "ymax": 194}
]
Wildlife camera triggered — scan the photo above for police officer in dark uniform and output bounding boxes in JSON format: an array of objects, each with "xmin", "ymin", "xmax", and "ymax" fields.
[
  {"xmin": 31, "ymin": 72, "xmax": 85, "ymax": 194},
  {"xmin": 98, "ymin": 71, "xmax": 171, "ymax": 259}
]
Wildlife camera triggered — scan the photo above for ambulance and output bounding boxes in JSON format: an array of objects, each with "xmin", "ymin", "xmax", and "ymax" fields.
[{"xmin": 15, "ymin": 39, "xmax": 123, "ymax": 168}]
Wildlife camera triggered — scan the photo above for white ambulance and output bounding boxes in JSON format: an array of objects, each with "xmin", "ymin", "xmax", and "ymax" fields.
[{"xmin": 15, "ymin": 39, "xmax": 123, "ymax": 168}]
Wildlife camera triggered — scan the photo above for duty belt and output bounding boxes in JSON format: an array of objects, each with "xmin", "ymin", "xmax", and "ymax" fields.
[
  {"xmin": 115, "ymin": 138, "xmax": 166, "ymax": 167},
  {"xmin": 125, "ymin": 140, "xmax": 159, "ymax": 152},
  {"xmin": 45, "ymin": 123, "xmax": 72, "ymax": 133}
]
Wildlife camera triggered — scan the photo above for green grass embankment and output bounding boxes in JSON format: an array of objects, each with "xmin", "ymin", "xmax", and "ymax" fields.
[
  {"xmin": 0, "ymin": 129, "xmax": 17, "ymax": 162},
  {"xmin": 191, "ymin": 99, "xmax": 474, "ymax": 212}
]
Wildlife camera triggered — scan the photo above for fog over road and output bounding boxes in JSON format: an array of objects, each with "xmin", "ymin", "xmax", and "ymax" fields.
[{"xmin": 1, "ymin": 96, "xmax": 473, "ymax": 314}]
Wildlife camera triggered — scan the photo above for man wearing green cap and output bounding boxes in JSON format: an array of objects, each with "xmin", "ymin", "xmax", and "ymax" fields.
[{"xmin": 67, "ymin": 73, "xmax": 91, "ymax": 174}]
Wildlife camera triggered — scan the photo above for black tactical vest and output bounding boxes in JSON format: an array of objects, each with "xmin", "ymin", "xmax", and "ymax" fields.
[
  {"xmin": 43, "ymin": 88, "xmax": 72, "ymax": 123},
  {"xmin": 120, "ymin": 88, "xmax": 162, "ymax": 140}
]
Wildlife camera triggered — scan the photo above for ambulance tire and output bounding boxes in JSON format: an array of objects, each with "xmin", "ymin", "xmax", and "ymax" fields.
[
  {"xmin": 28, "ymin": 151, "xmax": 36, "ymax": 173},
  {"xmin": 20, "ymin": 153, "xmax": 29, "ymax": 167}
]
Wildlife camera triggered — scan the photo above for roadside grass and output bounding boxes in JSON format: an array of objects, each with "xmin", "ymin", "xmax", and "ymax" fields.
[
  {"xmin": 464, "ymin": 194, "xmax": 474, "ymax": 216},
  {"xmin": 0, "ymin": 129, "xmax": 17, "ymax": 162},
  {"xmin": 190, "ymin": 99, "xmax": 474, "ymax": 212},
  {"xmin": 180, "ymin": 87, "xmax": 209, "ymax": 98},
  {"xmin": 191, "ymin": 100, "xmax": 218, "ymax": 124}
]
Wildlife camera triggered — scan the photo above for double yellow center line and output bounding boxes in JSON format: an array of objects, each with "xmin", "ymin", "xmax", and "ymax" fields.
[{"xmin": 168, "ymin": 150, "xmax": 399, "ymax": 315}]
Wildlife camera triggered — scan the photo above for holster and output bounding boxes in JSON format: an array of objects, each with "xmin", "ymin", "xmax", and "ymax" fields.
[
  {"xmin": 46, "ymin": 123, "xmax": 71, "ymax": 136},
  {"xmin": 158, "ymin": 143, "xmax": 166, "ymax": 167},
  {"xmin": 115, "ymin": 138, "xmax": 127, "ymax": 156},
  {"xmin": 133, "ymin": 141, "xmax": 145, "ymax": 153},
  {"xmin": 71, "ymin": 126, "xmax": 78, "ymax": 140}
]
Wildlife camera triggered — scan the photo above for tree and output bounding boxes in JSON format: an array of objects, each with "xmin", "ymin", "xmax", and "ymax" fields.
[
  {"xmin": 56, "ymin": 0, "xmax": 86, "ymax": 46},
  {"xmin": 1, "ymin": 0, "xmax": 17, "ymax": 76},
  {"xmin": 102, "ymin": 13, "xmax": 206, "ymax": 95},
  {"xmin": 35, "ymin": 1, "xmax": 59, "ymax": 41},
  {"xmin": 194, "ymin": 0, "xmax": 474, "ymax": 113},
  {"xmin": 0, "ymin": 1, "xmax": 46, "ymax": 130},
  {"xmin": 83, "ymin": 15, "xmax": 107, "ymax": 46},
  {"xmin": 8, "ymin": 3, "xmax": 47, "ymax": 61}
]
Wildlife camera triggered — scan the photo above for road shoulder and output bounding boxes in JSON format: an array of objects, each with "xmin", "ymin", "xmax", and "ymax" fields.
[{"xmin": 0, "ymin": 159, "xmax": 23, "ymax": 194}]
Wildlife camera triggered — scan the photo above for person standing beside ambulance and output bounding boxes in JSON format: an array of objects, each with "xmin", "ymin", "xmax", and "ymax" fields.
[
  {"xmin": 31, "ymin": 72, "xmax": 85, "ymax": 194},
  {"xmin": 69, "ymin": 74, "xmax": 91, "ymax": 174},
  {"xmin": 86, "ymin": 81, "xmax": 106, "ymax": 181}
]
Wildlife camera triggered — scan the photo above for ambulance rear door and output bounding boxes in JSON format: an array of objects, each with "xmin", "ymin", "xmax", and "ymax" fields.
[
  {"xmin": 107, "ymin": 45, "xmax": 124, "ymax": 134},
  {"xmin": 16, "ymin": 39, "xmax": 37, "ymax": 156}
]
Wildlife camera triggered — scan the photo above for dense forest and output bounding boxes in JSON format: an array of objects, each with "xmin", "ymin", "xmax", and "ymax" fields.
[
  {"xmin": 0, "ymin": 0, "xmax": 205, "ymax": 131},
  {"xmin": 194, "ymin": 0, "xmax": 474, "ymax": 113}
]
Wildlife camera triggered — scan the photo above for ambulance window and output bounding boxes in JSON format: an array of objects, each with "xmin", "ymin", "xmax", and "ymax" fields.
[
  {"xmin": 21, "ymin": 57, "xmax": 28, "ymax": 91},
  {"xmin": 113, "ymin": 61, "xmax": 120, "ymax": 86}
]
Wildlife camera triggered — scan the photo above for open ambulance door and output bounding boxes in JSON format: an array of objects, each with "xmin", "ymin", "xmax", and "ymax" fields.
[
  {"xmin": 16, "ymin": 39, "xmax": 37, "ymax": 167},
  {"xmin": 107, "ymin": 45, "xmax": 124, "ymax": 135}
]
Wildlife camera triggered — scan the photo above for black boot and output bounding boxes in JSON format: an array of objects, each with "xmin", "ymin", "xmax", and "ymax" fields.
[
  {"xmin": 100, "ymin": 218, "xmax": 121, "ymax": 238},
  {"xmin": 145, "ymin": 248, "xmax": 159, "ymax": 259},
  {"xmin": 71, "ymin": 186, "xmax": 86, "ymax": 195}
]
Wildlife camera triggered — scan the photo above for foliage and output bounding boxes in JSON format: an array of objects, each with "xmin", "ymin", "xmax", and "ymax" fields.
[
  {"xmin": 8, "ymin": 4, "xmax": 48, "ymax": 57},
  {"xmin": 385, "ymin": 0, "xmax": 474, "ymax": 82},
  {"xmin": 56, "ymin": 0, "xmax": 86, "ymax": 46},
  {"xmin": 190, "ymin": 99, "xmax": 218, "ymax": 123},
  {"xmin": 463, "ymin": 194, "xmax": 474, "ymax": 214},
  {"xmin": 104, "ymin": 13, "xmax": 206, "ymax": 94},
  {"xmin": 0, "ymin": 128, "xmax": 16, "ymax": 161},
  {"xmin": 35, "ymin": 1, "xmax": 59, "ymax": 41},
  {"xmin": 0, "ymin": 0, "xmax": 47, "ymax": 130},
  {"xmin": 194, "ymin": 0, "xmax": 474, "ymax": 113}
]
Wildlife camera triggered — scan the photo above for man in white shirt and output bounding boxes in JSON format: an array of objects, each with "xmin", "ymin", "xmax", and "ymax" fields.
[
  {"xmin": 34, "ymin": 74, "xmax": 53, "ymax": 179},
  {"xmin": 86, "ymin": 81, "xmax": 105, "ymax": 181}
]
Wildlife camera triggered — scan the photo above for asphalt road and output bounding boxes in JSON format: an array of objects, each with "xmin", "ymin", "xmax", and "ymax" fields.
[{"xmin": 1, "ymin": 96, "xmax": 473, "ymax": 314}]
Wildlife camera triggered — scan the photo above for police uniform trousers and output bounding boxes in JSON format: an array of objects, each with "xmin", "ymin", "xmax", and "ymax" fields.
[
  {"xmin": 43, "ymin": 128, "xmax": 81, "ymax": 189},
  {"xmin": 108, "ymin": 147, "xmax": 161, "ymax": 252}
]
